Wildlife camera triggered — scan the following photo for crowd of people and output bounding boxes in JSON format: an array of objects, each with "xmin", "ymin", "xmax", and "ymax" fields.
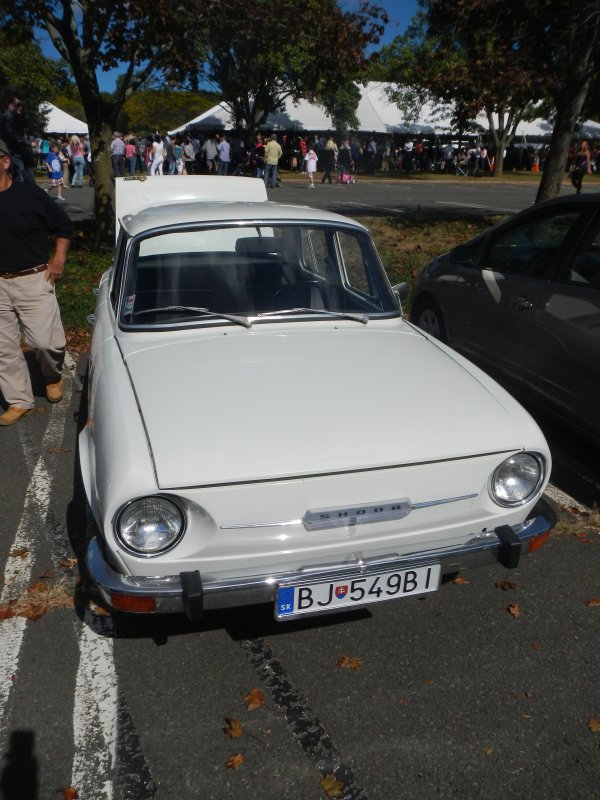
[{"xmin": 2, "ymin": 90, "xmax": 599, "ymax": 192}]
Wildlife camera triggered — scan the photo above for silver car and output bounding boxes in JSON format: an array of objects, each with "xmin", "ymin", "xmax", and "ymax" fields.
[{"xmin": 410, "ymin": 194, "xmax": 600, "ymax": 445}]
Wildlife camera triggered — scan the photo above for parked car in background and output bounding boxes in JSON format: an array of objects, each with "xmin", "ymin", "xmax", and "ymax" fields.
[
  {"xmin": 79, "ymin": 176, "xmax": 556, "ymax": 623},
  {"xmin": 411, "ymin": 194, "xmax": 600, "ymax": 446}
]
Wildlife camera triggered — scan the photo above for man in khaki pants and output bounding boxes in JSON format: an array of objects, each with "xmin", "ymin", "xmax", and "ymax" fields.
[{"xmin": 0, "ymin": 138, "xmax": 72, "ymax": 425}]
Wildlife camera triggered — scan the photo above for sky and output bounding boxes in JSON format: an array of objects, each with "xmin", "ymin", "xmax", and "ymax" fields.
[{"xmin": 37, "ymin": 0, "xmax": 419, "ymax": 94}]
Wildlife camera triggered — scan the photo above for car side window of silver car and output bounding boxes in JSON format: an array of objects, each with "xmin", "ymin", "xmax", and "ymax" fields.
[{"xmin": 482, "ymin": 212, "xmax": 582, "ymax": 279}]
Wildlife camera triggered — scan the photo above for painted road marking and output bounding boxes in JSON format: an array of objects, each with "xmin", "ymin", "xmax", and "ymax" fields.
[{"xmin": 0, "ymin": 353, "xmax": 76, "ymax": 733}]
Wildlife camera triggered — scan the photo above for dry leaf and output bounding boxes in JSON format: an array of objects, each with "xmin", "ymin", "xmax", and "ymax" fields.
[
  {"xmin": 244, "ymin": 687, "xmax": 265, "ymax": 711},
  {"xmin": 27, "ymin": 581, "xmax": 49, "ymax": 594},
  {"xmin": 39, "ymin": 569, "xmax": 55, "ymax": 579},
  {"xmin": 9, "ymin": 548, "xmax": 29, "ymax": 559},
  {"xmin": 0, "ymin": 605, "xmax": 16, "ymax": 620},
  {"xmin": 507, "ymin": 691, "xmax": 519, "ymax": 700},
  {"xmin": 59, "ymin": 558, "xmax": 78, "ymax": 569},
  {"xmin": 320, "ymin": 774, "xmax": 345, "ymax": 799},
  {"xmin": 337, "ymin": 655, "xmax": 362, "ymax": 672},
  {"xmin": 19, "ymin": 604, "xmax": 48, "ymax": 622},
  {"xmin": 584, "ymin": 599, "xmax": 600, "ymax": 607},
  {"xmin": 496, "ymin": 580, "xmax": 518, "ymax": 591},
  {"xmin": 453, "ymin": 576, "xmax": 470, "ymax": 585},
  {"xmin": 587, "ymin": 718, "xmax": 600, "ymax": 733},
  {"xmin": 483, "ymin": 746, "xmax": 494, "ymax": 756},
  {"xmin": 532, "ymin": 643, "xmax": 541, "ymax": 651},
  {"xmin": 226, "ymin": 752, "xmax": 244, "ymax": 770},
  {"xmin": 507, "ymin": 602, "xmax": 521, "ymax": 618},
  {"xmin": 88, "ymin": 601, "xmax": 111, "ymax": 617},
  {"xmin": 223, "ymin": 718, "xmax": 244, "ymax": 739},
  {"xmin": 62, "ymin": 787, "xmax": 79, "ymax": 799}
]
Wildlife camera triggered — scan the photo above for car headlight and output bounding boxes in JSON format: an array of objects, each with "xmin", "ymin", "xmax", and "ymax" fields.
[
  {"xmin": 115, "ymin": 496, "xmax": 185, "ymax": 555},
  {"xmin": 491, "ymin": 453, "xmax": 545, "ymax": 507}
]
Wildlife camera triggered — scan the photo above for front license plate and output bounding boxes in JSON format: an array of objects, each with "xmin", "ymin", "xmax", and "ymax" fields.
[{"xmin": 275, "ymin": 563, "xmax": 441, "ymax": 621}]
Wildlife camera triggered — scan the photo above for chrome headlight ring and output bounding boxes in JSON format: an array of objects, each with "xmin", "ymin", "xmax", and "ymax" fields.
[
  {"xmin": 114, "ymin": 495, "xmax": 186, "ymax": 557},
  {"xmin": 490, "ymin": 452, "xmax": 546, "ymax": 507}
]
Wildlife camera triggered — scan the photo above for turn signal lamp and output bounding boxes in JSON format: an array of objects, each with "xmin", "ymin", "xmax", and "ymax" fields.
[
  {"xmin": 110, "ymin": 594, "xmax": 157, "ymax": 613},
  {"xmin": 527, "ymin": 531, "xmax": 551, "ymax": 553}
]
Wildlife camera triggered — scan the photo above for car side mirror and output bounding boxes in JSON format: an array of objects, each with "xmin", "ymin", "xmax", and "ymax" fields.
[
  {"xmin": 392, "ymin": 282, "xmax": 409, "ymax": 303},
  {"xmin": 451, "ymin": 244, "xmax": 474, "ymax": 265}
]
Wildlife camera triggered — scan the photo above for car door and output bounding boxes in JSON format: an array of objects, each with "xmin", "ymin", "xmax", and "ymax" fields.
[
  {"xmin": 527, "ymin": 210, "xmax": 600, "ymax": 440},
  {"xmin": 465, "ymin": 206, "xmax": 591, "ymax": 389}
]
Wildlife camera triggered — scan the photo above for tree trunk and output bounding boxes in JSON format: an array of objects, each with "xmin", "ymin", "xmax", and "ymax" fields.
[
  {"xmin": 88, "ymin": 120, "xmax": 115, "ymax": 245},
  {"xmin": 536, "ymin": 82, "xmax": 591, "ymax": 204}
]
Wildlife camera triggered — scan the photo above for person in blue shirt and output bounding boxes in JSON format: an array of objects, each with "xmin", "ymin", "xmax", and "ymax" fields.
[{"xmin": 45, "ymin": 142, "xmax": 65, "ymax": 201}]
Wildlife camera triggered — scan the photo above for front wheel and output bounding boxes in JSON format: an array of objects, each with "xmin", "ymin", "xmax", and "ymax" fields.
[{"xmin": 412, "ymin": 298, "xmax": 447, "ymax": 342}]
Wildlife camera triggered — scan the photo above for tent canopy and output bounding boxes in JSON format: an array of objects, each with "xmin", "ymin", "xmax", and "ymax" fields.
[
  {"xmin": 40, "ymin": 102, "xmax": 88, "ymax": 136},
  {"xmin": 169, "ymin": 82, "xmax": 600, "ymax": 141}
]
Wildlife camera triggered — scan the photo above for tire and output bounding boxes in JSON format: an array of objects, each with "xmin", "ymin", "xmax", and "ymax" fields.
[{"xmin": 412, "ymin": 298, "xmax": 447, "ymax": 342}]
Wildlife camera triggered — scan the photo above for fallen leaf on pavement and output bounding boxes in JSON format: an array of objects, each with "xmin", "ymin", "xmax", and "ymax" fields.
[
  {"xmin": 60, "ymin": 787, "xmax": 79, "ymax": 799},
  {"xmin": 27, "ymin": 581, "xmax": 49, "ymax": 594},
  {"xmin": 223, "ymin": 718, "xmax": 244, "ymax": 739},
  {"xmin": 507, "ymin": 602, "xmax": 521, "ymax": 618},
  {"xmin": 226, "ymin": 752, "xmax": 244, "ymax": 770},
  {"xmin": 587, "ymin": 718, "xmax": 600, "ymax": 732},
  {"xmin": 9, "ymin": 548, "xmax": 29, "ymax": 559},
  {"xmin": 584, "ymin": 599, "xmax": 600, "ymax": 607},
  {"xmin": 59, "ymin": 558, "xmax": 78, "ymax": 569},
  {"xmin": 337, "ymin": 655, "xmax": 362, "ymax": 672},
  {"xmin": 496, "ymin": 580, "xmax": 518, "ymax": 591},
  {"xmin": 453, "ymin": 576, "xmax": 470, "ymax": 585},
  {"xmin": 244, "ymin": 687, "xmax": 265, "ymax": 711},
  {"xmin": 320, "ymin": 774, "xmax": 345, "ymax": 798},
  {"xmin": 532, "ymin": 643, "xmax": 541, "ymax": 651},
  {"xmin": 0, "ymin": 606, "xmax": 16, "ymax": 620}
]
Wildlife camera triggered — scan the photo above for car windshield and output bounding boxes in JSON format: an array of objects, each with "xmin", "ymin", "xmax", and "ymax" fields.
[{"xmin": 119, "ymin": 222, "xmax": 399, "ymax": 327}]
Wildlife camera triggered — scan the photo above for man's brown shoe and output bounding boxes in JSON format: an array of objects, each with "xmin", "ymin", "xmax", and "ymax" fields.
[
  {"xmin": 0, "ymin": 407, "xmax": 34, "ymax": 426},
  {"xmin": 46, "ymin": 378, "xmax": 64, "ymax": 403}
]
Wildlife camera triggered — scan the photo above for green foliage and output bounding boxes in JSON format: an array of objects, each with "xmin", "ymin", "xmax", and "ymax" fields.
[
  {"xmin": 116, "ymin": 90, "xmax": 218, "ymax": 135},
  {"xmin": 197, "ymin": 0, "xmax": 387, "ymax": 136},
  {"xmin": 0, "ymin": 28, "xmax": 67, "ymax": 134}
]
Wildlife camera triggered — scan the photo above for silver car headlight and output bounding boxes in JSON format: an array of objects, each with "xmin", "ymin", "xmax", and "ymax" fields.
[
  {"xmin": 491, "ymin": 453, "xmax": 545, "ymax": 507},
  {"xmin": 115, "ymin": 496, "xmax": 185, "ymax": 555}
]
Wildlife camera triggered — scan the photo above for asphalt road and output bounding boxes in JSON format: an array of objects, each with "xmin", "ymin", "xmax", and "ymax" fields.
[{"xmin": 0, "ymin": 178, "xmax": 598, "ymax": 800}]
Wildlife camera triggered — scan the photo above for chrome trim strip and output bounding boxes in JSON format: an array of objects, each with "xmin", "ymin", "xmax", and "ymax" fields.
[{"xmin": 220, "ymin": 493, "xmax": 479, "ymax": 530}]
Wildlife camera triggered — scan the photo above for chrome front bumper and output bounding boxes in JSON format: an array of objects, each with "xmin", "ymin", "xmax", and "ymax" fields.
[{"xmin": 87, "ymin": 497, "xmax": 557, "ymax": 621}]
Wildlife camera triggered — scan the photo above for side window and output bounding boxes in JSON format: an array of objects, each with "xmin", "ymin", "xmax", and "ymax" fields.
[
  {"xmin": 338, "ymin": 231, "xmax": 371, "ymax": 295},
  {"xmin": 301, "ymin": 229, "xmax": 330, "ymax": 275},
  {"xmin": 566, "ymin": 225, "xmax": 600, "ymax": 288},
  {"xmin": 482, "ymin": 212, "xmax": 581, "ymax": 279}
]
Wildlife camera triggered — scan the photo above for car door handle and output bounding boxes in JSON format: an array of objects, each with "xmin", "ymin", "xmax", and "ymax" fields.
[{"xmin": 511, "ymin": 295, "xmax": 533, "ymax": 310}]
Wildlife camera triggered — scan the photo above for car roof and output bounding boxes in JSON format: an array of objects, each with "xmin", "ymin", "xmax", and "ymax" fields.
[{"xmin": 120, "ymin": 200, "xmax": 369, "ymax": 238}]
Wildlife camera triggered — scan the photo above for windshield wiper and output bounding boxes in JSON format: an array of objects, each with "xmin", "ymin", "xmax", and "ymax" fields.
[
  {"xmin": 256, "ymin": 307, "xmax": 368, "ymax": 324},
  {"xmin": 132, "ymin": 305, "xmax": 252, "ymax": 329}
]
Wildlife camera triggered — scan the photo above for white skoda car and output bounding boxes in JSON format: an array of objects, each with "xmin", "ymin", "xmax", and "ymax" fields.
[{"xmin": 79, "ymin": 176, "xmax": 556, "ymax": 622}]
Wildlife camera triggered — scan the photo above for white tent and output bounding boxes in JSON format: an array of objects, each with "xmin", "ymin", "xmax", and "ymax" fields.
[
  {"xmin": 169, "ymin": 83, "xmax": 600, "ymax": 141},
  {"xmin": 40, "ymin": 102, "xmax": 88, "ymax": 136}
]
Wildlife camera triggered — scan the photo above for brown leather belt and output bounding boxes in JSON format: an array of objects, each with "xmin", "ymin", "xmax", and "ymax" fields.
[{"xmin": 0, "ymin": 264, "xmax": 47, "ymax": 279}]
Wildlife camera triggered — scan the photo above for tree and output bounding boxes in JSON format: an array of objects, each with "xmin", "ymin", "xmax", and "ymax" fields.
[
  {"xmin": 197, "ymin": 0, "xmax": 387, "ymax": 140},
  {"xmin": 0, "ymin": 19, "xmax": 68, "ymax": 135},
  {"xmin": 7, "ymin": 0, "xmax": 202, "ymax": 242},
  {"xmin": 381, "ymin": 0, "xmax": 600, "ymax": 198},
  {"xmin": 378, "ymin": 2, "xmax": 546, "ymax": 176}
]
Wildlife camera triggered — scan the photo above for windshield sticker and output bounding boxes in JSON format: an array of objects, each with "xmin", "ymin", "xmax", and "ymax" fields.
[{"xmin": 123, "ymin": 295, "xmax": 135, "ymax": 315}]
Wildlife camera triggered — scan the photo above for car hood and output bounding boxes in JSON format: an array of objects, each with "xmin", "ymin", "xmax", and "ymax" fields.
[{"xmin": 121, "ymin": 324, "xmax": 532, "ymax": 488}]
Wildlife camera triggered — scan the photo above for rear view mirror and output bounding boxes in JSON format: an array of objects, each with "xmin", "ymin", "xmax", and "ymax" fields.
[{"xmin": 451, "ymin": 244, "xmax": 474, "ymax": 265}]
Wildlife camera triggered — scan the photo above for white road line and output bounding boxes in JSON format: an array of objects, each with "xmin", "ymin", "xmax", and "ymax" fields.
[
  {"xmin": 545, "ymin": 482, "xmax": 589, "ymax": 513},
  {"xmin": 71, "ymin": 610, "xmax": 117, "ymax": 800},
  {"xmin": 436, "ymin": 201, "xmax": 519, "ymax": 213},
  {"xmin": 0, "ymin": 353, "xmax": 76, "ymax": 733},
  {"xmin": 341, "ymin": 201, "xmax": 409, "ymax": 214}
]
